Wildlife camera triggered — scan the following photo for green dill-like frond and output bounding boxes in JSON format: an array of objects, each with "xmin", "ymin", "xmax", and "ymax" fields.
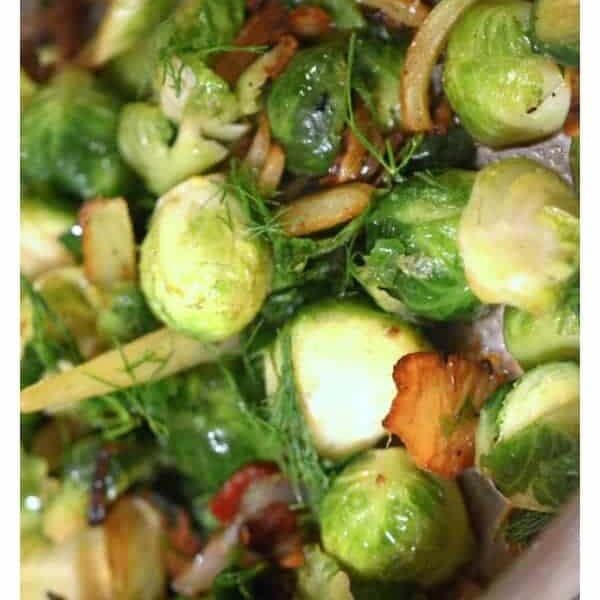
[
  {"xmin": 344, "ymin": 33, "xmax": 423, "ymax": 184},
  {"xmin": 504, "ymin": 509, "xmax": 553, "ymax": 546},
  {"xmin": 267, "ymin": 328, "xmax": 330, "ymax": 512}
]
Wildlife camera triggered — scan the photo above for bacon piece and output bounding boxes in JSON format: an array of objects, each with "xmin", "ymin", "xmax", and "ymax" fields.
[
  {"xmin": 383, "ymin": 352, "xmax": 505, "ymax": 478},
  {"xmin": 214, "ymin": 0, "xmax": 290, "ymax": 85}
]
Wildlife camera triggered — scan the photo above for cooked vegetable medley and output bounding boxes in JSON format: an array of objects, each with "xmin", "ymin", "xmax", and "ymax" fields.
[{"xmin": 20, "ymin": 0, "xmax": 580, "ymax": 598}]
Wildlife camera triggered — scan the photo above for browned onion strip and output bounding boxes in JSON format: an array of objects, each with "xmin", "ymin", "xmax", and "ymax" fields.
[
  {"xmin": 401, "ymin": 0, "xmax": 479, "ymax": 132},
  {"xmin": 246, "ymin": 114, "xmax": 272, "ymax": 171},
  {"xmin": 258, "ymin": 143, "xmax": 286, "ymax": 194},
  {"xmin": 277, "ymin": 183, "xmax": 374, "ymax": 237},
  {"xmin": 289, "ymin": 6, "xmax": 333, "ymax": 38},
  {"xmin": 337, "ymin": 128, "xmax": 368, "ymax": 184},
  {"xmin": 358, "ymin": 0, "xmax": 430, "ymax": 28}
]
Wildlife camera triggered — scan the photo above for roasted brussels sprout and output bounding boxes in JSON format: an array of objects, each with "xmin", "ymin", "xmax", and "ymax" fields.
[
  {"xmin": 531, "ymin": 0, "xmax": 580, "ymax": 66},
  {"xmin": 119, "ymin": 52, "xmax": 247, "ymax": 194},
  {"xmin": 165, "ymin": 365, "xmax": 281, "ymax": 492},
  {"xmin": 458, "ymin": 158, "xmax": 579, "ymax": 314},
  {"xmin": 118, "ymin": 103, "xmax": 228, "ymax": 196},
  {"xmin": 21, "ymin": 188, "xmax": 76, "ymax": 279},
  {"xmin": 140, "ymin": 177, "xmax": 272, "ymax": 341},
  {"xmin": 96, "ymin": 283, "xmax": 159, "ymax": 346},
  {"xmin": 352, "ymin": 34, "xmax": 407, "ymax": 132},
  {"xmin": 443, "ymin": 0, "xmax": 570, "ymax": 148},
  {"xmin": 359, "ymin": 170, "xmax": 481, "ymax": 322},
  {"xmin": 21, "ymin": 68, "xmax": 133, "ymax": 200},
  {"xmin": 504, "ymin": 276, "xmax": 579, "ymax": 370},
  {"xmin": 477, "ymin": 362, "xmax": 579, "ymax": 512},
  {"xmin": 265, "ymin": 299, "xmax": 430, "ymax": 460},
  {"xmin": 320, "ymin": 448, "xmax": 475, "ymax": 586},
  {"xmin": 267, "ymin": 43, "xmax": 347, "ymax": 175}
]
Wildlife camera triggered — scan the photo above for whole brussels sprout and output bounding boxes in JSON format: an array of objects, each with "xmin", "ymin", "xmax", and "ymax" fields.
[
  {"xmin": 140, "ymin": 176, "xmax": 272, "ymax": 341},
  {"xmin": 267, "ymin": 44, "xmax": 347, "ymax": 175},
  {"xmin": 265, "ymin": 300, "xmax": 430, "ymax": 460},
  {"xmin": 504, "ymin": 276, "xmax": 579, "ymax": 370},
  {"xmin": 531, "ymin": 0, "xmax": 580, "ymax": 66},
  {"xmin": 458, "ymin": 157, "xmax": 579, "ymax": 314},
  {"xmin": 165, "ymin": 365, "xmax": 281, "ymax": 492},
  {"xmin": 352, "ymin": 34, "xmax": 407, "ymax": 132},
  {"xmin": 359, "ymin": 170, "xmax": 481, "ymax": 322},
  {"xmin": 21, "ymin": 188, "xmax": 76, "ymax": 279},
  {"xmin": 320, "ymin": 448, "xmax": 475, "ymax": 586},
  {"xmin": 477, "ymin": 362, "xmax": 579, "ymax": 512},
  {"xmin": 21, "ymin": 68, "xmax": 134, "ymax": 200},
  {"xmin": 96, "ymin": 282, "xmax": 159, "ymax": 345},
  {"xmin": 443, "ymin": 0, "xmax": 570, "ymax": 148}
]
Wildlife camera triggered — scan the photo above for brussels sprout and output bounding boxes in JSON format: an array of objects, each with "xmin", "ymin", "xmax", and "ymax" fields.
[
  {"xmin": 359, "ymin": 170, "xmax": 481, "ymax": 322},
  {"xmin": 352, "ymin": 34, "xmax": 407, "ymax": 132},
  {"xmin": 118, "ymin": 103, "xmax": 229, "ymax": 195},
  {"xmin": 21, "ymin": 68, "xmax": 133, "ymax": 200},
  {"xmin": 157, "ymin": 55, "xmax": 245, "ymax": 137},
  {"xmin": 570, "ymin": 135, "xmax": 580, "ymax": 194},
  {"xmin": 477, "ymin": 362, "xmax": 579, "ymax": 512},
  {"xmin": 504, "ymin": 276, "xmax": 579, "ymax": 370},
  {"xmin": 21, "ymin": 68, "xmax": 37, "ymax": 109},
  {"xmin": 443, "ymin": 0, "xmax": 570, "ymax": 148},
  {"xmin": 167, "ymin": 0, "xmax": 246, "ymax": 57},
  {"xmin": 458, "ymin": 158, "xmax": 579, "ymax": 314},
  {"xmin": 267, "ymin": 44, "xmax": 347, "ymax": 175},
  {"xmin": 21, "ymin": 188, "xmax": 76, "ymax": 279},
  {"xmin": 265, "ymin": 299, "xmax": 430, "ymax": 460},
  {"xmin": 320, "ymin": 448, "xmax": 475, "ymax": 586},
  {"xmin": 165, "ymin": 365, "xmax": 281, "ymax": 492},
  {"xmin": 531, "ymin": 0, "xmax": 579, "ymax": 66},
  {"xmin": 140, "ymin": 177, "xmax": 272, "ymax": 341},
  {"xmin": 405, "ymin": 127, "xmax": 477, "ymax": 173},
  {"xmin": 96, "ymin": 282, "xmax": 159, "ymax": 345}
]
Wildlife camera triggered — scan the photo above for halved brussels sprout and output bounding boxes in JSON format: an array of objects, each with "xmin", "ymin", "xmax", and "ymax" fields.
[
  {"xmin": 21, "ymin": 68, "xmax": 133, "ymax": 200},
  {"xmin": 360, "ymin": 170, "xmax": 481, "ymax": 322},
  {"xmin": 265, "ymin": 299, "xmax": 430, "ymax": 460},
  {"xmin": 458, "ymin": 157, "xmax": 579, "ymax": 314},
  {"xmin": 80, "ymin": 0, "xmax": 174, "ymax": 66},
  {"xmin": 320, "ymin": 448, "xmax": 475, "ymax": 586},
  {"xmin": 504, "ymin": 276, "xmax": 579, "ymax": 370},
  {"xmin": 443, "ymin": 0, "xmax": 570, "ymax": 148},
  {"xmin": 117, "ymin": 103, "xmax": 229, "ymax": 196},
  {"xmin": 267, "ymin": 43, "xmax": 347, "ymax": 175},
  {"xmin": 140, "ymin": 177, "xmax": 272, "ymax": 341},
  {"xmin": 21, "ymin": 189, "xmax": 76, "ymax": 279},
  {"xmin": 532, "ymin": 0, "xmax": 580, "ymax": 66},
  {"xmin": 477, "ymin": 362, "xmax": 579, "ymax": 511}
]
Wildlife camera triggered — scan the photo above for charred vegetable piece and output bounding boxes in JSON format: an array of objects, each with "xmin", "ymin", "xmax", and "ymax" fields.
[{"xmin": 383, "ymin": 352, "xmax": 504, "ymax": 478}]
